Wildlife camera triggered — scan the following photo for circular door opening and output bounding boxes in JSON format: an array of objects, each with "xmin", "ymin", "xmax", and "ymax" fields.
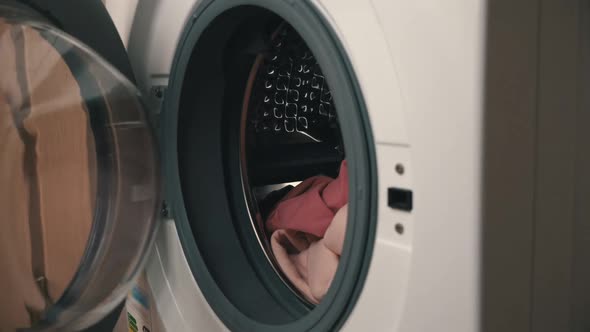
[{"xmin": 164, "ymin": 2, "xmax": 377, "ymax": 330}]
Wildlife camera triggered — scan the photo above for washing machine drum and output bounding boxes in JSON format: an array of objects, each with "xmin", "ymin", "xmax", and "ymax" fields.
[
  {"xmin": 154, "ymin": 4, "xmax": 375, "ymax": 331},
  {"xmin": 0, "ymin": 2, "xmax": 159, "ymax": 330}
]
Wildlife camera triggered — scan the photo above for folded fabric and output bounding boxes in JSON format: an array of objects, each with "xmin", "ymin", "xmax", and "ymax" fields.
[
  {"xmin": 259, "ymin": 185, "xmax": 294, "ymax": 220},
  {"xmin": 266, "ymin": 160, "xmax": 348, "ymax": 237},
  {"xmin": 266, "ymin": 160, "xmax": 348, "ymax": 303},
  {"xmin": 270, "ymin": 205, "xmax": 348, "ymax": 303}
]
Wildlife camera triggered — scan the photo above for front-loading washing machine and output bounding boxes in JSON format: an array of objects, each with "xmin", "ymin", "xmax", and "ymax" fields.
[{"xmin": 1, "ymin": 0, "xmax": 590, "ymax": 331}]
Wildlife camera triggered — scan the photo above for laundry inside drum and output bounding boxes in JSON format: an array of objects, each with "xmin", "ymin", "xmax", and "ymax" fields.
[{"xmin": 240, "ymin": 23, "xmax": 348, "ymax": 305}]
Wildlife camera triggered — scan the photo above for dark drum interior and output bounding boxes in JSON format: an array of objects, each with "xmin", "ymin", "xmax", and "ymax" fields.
[{"xmin": 175, "ymin": 6, "xmax": 346, "ymax": 322}]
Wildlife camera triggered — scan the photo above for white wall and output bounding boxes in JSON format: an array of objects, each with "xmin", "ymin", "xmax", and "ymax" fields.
[{"xmin": 103, "ymin": 0, "xmax": 139, "ymax": 48}]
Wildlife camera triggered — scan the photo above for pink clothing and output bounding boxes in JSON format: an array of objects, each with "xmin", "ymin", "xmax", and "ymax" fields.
[
  {"xmin": 266, "ymin": 160, "xmax": 348, "ymax": 237},
  {"xmin": 270, "ymin": 205, "xmax": 348, "ymax": 303},
  {"xmin": 266, "ymin": 161, "xmax": 348, "ymax": 303}
]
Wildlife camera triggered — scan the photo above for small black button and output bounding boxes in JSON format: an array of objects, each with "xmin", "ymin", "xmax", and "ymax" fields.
[{"xmin": 388, "ymin": 188, "xmax": 413, "ymax": 211}]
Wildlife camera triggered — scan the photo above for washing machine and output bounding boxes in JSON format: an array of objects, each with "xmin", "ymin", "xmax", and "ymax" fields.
[{"xmin": 1, "ymin": 0, "xmax": 589, "ymax": 331}]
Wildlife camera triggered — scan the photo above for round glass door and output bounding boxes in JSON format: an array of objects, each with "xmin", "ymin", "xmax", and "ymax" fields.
[{"xmin": 0, "ymin": 5, "xmax": 159, "ymax": 331}]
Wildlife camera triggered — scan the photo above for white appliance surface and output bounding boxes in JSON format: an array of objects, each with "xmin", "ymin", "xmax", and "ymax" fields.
[{"xmin": 107, "ymin": 0, "xmax": 590, "ymax": 331}]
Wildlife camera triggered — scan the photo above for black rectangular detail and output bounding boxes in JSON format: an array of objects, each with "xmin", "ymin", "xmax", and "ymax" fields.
[{"xmin": 388, "ymin": 188, "xmax": 413, "ymax": 212}]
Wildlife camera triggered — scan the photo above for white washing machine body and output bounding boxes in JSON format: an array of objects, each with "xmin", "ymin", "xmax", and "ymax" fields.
[{"xmin": 107, "ymin": 0, "xmax": 590, "ymax": 331}]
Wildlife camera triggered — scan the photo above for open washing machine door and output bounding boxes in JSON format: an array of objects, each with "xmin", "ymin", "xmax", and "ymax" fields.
[
  {"xmin": 1, "ymin": 0, "xmax": 384, "ymax": 330},
  {"xmin": 124, "ymin": 2, "xmax": 391, "ymax": 331},
  {"xmin": 1, "ymin": 0, "xmax": 414, "ymax": 331},
  {"xmin": 113, "ymin": 0, "xmax": 590, "ymax": 331},
  {"xmin": 0, "ymin": 1, "xmax": 162, "ymax": 330}
]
